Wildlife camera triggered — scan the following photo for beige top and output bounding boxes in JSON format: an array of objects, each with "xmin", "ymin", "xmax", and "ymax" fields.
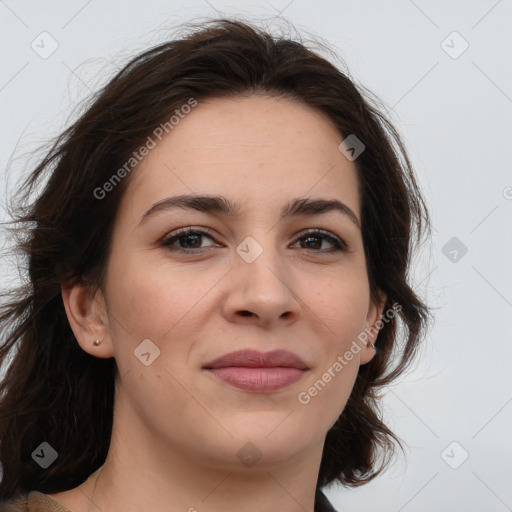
[
  {"xmin": 30, "ymin": 492, "xmax": 70, "ymax": 511},
  {"xmin": 0, "ymin": 491, "xmax": 70, "ymax": 512}
]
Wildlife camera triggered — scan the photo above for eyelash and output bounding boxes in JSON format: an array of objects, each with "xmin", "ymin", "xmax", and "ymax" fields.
[{"xmin": 161, "ymin": 227, "xmax": 347, "ymax": 255}]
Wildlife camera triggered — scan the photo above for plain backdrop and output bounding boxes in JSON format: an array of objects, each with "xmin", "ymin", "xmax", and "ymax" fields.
[{"xmin": 1, "ymin": 1, "xmax": 511, "ymax": 511}]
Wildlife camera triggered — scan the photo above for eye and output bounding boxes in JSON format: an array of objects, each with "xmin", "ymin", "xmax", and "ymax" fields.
[
  {"xmin": 161, "ymin": 227, "xmax": 218, "ymax": 254},
  {"xmin": 292, "ymin": 229, "xmax": 347, "ymax": 253}
]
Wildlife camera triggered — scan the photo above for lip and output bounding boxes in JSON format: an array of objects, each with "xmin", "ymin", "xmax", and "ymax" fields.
[
  {"xmin": 203, "ymin": 349, "xmax": 309, "ymax": 370},
  {"xmin": 202, "ymin": 349, "xmax": 309, "ymax": 392}
]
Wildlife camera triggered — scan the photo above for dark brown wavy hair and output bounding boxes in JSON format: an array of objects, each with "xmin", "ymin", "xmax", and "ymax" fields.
[{"xmin": 0, "ymin": 17, "xmax": 431, "ymax": 500}]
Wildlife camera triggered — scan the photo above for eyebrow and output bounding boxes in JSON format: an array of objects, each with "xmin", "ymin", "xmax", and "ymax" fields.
[{"xmin": 138, "ymin": 194, "xmax": 361, "ymax": 228}]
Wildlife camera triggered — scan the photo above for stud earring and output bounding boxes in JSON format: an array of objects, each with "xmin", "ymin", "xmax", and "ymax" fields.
[{"xmin": 93, "ymin": 339, "xmax": 102, "ymax": 346}]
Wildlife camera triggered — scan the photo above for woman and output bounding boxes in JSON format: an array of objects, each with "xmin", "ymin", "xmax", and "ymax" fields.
[{"xmin": 0, "ymin": 17, "xmax": 430, "ymax": 512}]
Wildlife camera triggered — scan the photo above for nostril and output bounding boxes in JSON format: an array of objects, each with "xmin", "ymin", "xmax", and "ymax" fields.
[{"xmin": 239, "ymin": 310, "xmax": 253, "ymax": 317}]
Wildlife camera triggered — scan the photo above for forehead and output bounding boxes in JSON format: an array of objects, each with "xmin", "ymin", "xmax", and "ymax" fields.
[{"xmin": 120, "ymin": 95, "xmax": 360, "ymax": 222}]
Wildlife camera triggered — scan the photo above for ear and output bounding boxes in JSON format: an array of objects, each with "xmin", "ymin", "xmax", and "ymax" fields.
[
  {"xmin": 61, "ymin": 281, "xmax": 114, "ymax": 359},
  {"xmin": 360, "ymin": 290, "xmax": 387, "ymax": 365}
]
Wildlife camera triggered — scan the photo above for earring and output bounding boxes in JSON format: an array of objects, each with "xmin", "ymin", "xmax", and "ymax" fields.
[
  {"xmin": 93, "ymin": 339, "xmax": 102, "ymax": 346},
  {"xmin": 367, "ymin": 340, "xmax": 376, "ymax": 350}
]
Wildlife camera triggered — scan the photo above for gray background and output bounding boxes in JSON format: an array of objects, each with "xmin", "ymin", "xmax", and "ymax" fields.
[{"xmin": 1, "ymin": 1, "xmax": 511, "ymax": 511}]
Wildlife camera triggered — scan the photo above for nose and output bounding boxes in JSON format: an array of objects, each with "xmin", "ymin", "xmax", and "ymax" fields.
[{"xmin": 221, "ymin": 240, "xmax": 301, "ymax": 328}]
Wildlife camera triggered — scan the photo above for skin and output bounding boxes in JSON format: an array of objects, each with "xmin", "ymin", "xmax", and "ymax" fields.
[{"xmin": 50, "ymin": 94, "xmax": 386, "ymax": 512}]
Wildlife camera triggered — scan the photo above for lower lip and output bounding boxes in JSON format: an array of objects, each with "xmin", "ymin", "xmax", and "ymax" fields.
[{"xmin": 205, "ymin": 367, "xmax": 307, "ymax": 392}]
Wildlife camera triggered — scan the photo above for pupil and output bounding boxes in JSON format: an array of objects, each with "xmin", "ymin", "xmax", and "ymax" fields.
[
  {"xmin": 184, "ymin": 234, "xmax": 200, "ymax": 248},
  {"xmin": 304, "ymin": 236, "xmax": 320, "ymax": 249}
]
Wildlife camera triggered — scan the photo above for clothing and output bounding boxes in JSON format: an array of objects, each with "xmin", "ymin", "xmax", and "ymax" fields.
[
  {"xmin": 316, "ymin": 488, "xmax": 338, "ymax": 511},
  {"xmin": 0, "ymin": 488, "xmax": 338, "ymax": 511},
  {"xmin": 0, "ymin": 492, "xmax": 68, "ymax": 512}
]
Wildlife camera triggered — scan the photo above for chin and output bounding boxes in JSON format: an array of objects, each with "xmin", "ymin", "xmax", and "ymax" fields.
[{"xmin": 192, "ymin": 427, "xmax": 313, "ymax": 469}]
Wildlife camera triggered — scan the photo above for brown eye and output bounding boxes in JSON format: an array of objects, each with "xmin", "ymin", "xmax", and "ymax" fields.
[
  {"xmin": 293, "ymin": 229, "xmax": 347, "ymax": 252},
  {"xmin": 161, "ymin": 227, "xmax": 218, "ymax": 253}
]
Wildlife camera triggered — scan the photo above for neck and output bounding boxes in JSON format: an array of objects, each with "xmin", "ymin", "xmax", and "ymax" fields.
[{"xmin": 65, "ymin": 390, "xmax": 326, "ymax": 512}]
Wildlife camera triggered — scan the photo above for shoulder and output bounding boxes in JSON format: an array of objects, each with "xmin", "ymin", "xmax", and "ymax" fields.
[{"xmin": 0, "ymin": 491, "xmax": 70, "ymax": 512}]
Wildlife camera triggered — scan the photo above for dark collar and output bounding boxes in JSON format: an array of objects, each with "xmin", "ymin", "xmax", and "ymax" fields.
[{"xmin": 315, "ymin": 488, "xmax": 338, "ymax": 512}]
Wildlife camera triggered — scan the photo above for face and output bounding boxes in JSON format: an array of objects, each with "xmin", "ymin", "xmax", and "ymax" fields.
[{"xmin": 69, "ymin": 95, "xmax": 384, "ymax": 472}]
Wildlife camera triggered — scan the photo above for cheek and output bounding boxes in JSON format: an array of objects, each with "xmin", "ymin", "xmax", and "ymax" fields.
[
  {"xmin": 316, "ymin": 270, "xmax": 370, "ymax": 334},
  {"xmin": 298, "ymin": 273, "xmax": 369, "ymax": 424},
  {"xmin": 105, "ymin": 258, "xmax": 209, "ymax": 428},
  {"xmin": 296, "ymin": 354, "xmax": 360, "ymax": 435},
  {"xmin": 104, "ymin": 254, "xmax": 230, "ymax": 386},
  {"xmin": 106, "ymin": 254, "xmax": 214, "ymax": 337}
]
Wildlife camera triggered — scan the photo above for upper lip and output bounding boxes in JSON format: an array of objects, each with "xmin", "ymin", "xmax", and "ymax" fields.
[{"xmin": 202, "ymin": 349, "xmax": 309, "ymax": 370}]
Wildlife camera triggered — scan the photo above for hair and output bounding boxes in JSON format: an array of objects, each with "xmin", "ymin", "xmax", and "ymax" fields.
[{"xmin": 0, "ymin": 17, "xmax": 431, "ymax": 500}]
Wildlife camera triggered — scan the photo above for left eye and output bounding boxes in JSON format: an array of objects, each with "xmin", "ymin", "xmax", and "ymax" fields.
[
  {"xmin": 161, "ymin": 228, "xmax": 346, "ymax": 254},
  {"xmin": 292, "ymin": 229, "xmax": 346, "ymax": 252}
]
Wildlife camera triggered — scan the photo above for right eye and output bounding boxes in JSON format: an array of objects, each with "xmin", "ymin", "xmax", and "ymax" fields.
[{"xmin": 161, "ymin": 227, "xmax": 220, "ymax": 254}]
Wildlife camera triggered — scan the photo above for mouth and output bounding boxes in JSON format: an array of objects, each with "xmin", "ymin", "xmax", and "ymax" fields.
[{"xmin": 202, "ymin": 349, "xmax": 309, "ymax": 392}]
